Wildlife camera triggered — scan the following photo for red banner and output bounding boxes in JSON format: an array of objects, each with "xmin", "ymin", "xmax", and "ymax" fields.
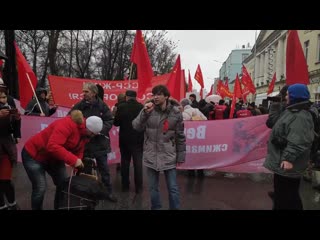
[
  {"xmin": 48, "ymin": 74, "xmax": 172, "ymax": 109},
  {"xmin": 18, "ymin": 113, "xmax": 271, "ymax": 173}
]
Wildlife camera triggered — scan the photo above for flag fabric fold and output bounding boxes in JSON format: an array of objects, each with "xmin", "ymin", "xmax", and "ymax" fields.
[
  {"xmin": 187, "ymin": 70, "xmax": 193, "ymax": 92},
  {"xmin": 286, "ymin": 30, "xmax": 309, "ymax": 86},
  {"xmin": 194, "ymin": 64, "xmax": 204, "ymax": 99},
  {"xmin": 267, "ymin": 72, "xmax": 277, "ymax": 95},
  {"xmin": 241, "ymin": 65, "xmax": 256, "ymax": 94},
  {"xmin": 205, "ymin": 84, "xmax": 214, "ymax": 98},
  {"xmin": 167, "ymin": 55, "xmax": 182, "ymax": 101},
  {"xmin": 14, "ymin": 41, "xmax": 38, "ymax": 109},
  {"xmin": 130, "ymin": 30, "xmax": 154, "ymax": 98},
  {"xmin": 229, "ymin": 74, "xmax": 242, "ymax": 119}
]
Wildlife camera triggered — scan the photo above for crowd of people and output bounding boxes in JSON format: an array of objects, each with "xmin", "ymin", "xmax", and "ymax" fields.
[{"xmin": 0, "ymin": 57, "xmax": 319, "ymax": 210}]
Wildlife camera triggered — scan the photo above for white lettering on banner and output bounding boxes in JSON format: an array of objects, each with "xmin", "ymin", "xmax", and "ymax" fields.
[
  {"xmin": 100, "ymin": 83, "xmax": 112, "ymax": 89},
  {"xmin": 184, "ymin": 125, "xmax": 207, "ymax": 139},
  {"xmin": 107, "ymin": 152, "xmax": 116, "ymax": 160},
  {"xmin": 41, "ymin": 124, "xmax": 49, "ymax": 131},
  {"xmin": 103, "ymin": 94, "xmax": 118, "ymax": 101},
  {"xmin": 115, "ymin": 83, "xmax": 123, "ymax": 89},
  {"xmin": 187, "ymin": 144, "xmax": 228, "ymax": 153},
  {"xmin": 57, "ymin": 110, "xmax": 68, "ymax": 117},
  {"xmin": 98, "ymin": 82, "xmax": 139, "ymax": 90},
  {"xmin": 69, "ymin": 93, "xmax": 83, "ymax": 100},
  {"xmin": 130, "ymin": 82, "xmax": 138, "ymax": 89}
]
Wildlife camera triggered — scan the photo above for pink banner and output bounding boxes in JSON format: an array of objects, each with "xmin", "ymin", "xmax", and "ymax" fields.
[
  {"xmin": 50, "ymin": 106, "xmax": 71, "ymax": 118},
  {"xmin": 18, "ymin": 114, "xmax": 271, "ymax": 173}
]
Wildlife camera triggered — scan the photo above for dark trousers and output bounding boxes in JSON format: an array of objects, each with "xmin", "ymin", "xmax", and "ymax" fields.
[
  {"xmin": 95, "ymin": 151, "xmax": 112, "ymax": 194},
  {"xmin": 273, "ymin": 173, "xmax": 303, "ymax": 210},
  {"xmin": 120, "ymin": 143, "xmax": 143, "ymax": 191},
  {"xmin": 0, "ymin": 180, "xmax": 15, "ymax": 206}
]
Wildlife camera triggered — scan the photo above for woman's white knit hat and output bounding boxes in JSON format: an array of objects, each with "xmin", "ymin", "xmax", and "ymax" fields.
[{"xmin": 86, "ymin": 116, "xmax": 103, "ymax": 134}]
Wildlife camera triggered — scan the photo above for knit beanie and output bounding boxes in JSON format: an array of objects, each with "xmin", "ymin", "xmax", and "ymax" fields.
[
  {"xmin": 86, "ymin": 116, "xmax": 103, "ymax": 134},
  {"xmin": 288, "ymin": 83, "xmax": 310, "ymax": 105}
]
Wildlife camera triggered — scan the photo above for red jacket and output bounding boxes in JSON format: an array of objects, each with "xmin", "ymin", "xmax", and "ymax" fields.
[
  {"xmin": 215, "ymin": 105, "xmax": 227, "ymax": 120},
  {"xmin": 24, "ymin": 112, "xmax": 89, "ymax": 166},
  {"xmin": 236, "ymin": 109, "xmax": 252, "ymax": 118}
]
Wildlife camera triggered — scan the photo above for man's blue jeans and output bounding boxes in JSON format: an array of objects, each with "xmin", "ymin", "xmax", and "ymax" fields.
[
  {"xmin": 146, "ymin": 167, "xmax": 180, "ymax": 210},
  {"xmin": 21, "ymin": 148, "xmax": 67, "ymax": 210}
]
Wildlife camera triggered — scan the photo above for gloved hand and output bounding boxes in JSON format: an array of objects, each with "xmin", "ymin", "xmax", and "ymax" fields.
[{"xmin": 74, "ymin": 159, "xmax": 84, "ymax": 168}]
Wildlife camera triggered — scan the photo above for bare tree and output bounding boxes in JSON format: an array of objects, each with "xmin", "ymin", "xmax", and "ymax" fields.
[{"xmin": 47, "ymin": 30, "xmax": 61, "ymax": 76}]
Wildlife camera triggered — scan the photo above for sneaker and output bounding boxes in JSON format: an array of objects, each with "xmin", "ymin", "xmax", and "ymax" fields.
[
  {"xmin": 8, "ymin": 204, "xmax": 20, "ymax": 210},
  {"xmin": 224, "ymin": 173, "xmax": 236, "ymax": 178},
  {"xmin": 0, "ymin": 205, "xmax": 8, "ymax": 210},
  {"xmin": 106, "ymin": 193, "xmax": 118, "ymax": 203}
]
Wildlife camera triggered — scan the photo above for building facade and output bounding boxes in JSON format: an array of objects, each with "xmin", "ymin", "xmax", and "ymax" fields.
[
  {"xmin": 219, "ymin": 46, "xmax": 252, "ymax": 92},
  {"xmin": 243, "ymin": 30, "xmax": 320, "ymax": 105}
]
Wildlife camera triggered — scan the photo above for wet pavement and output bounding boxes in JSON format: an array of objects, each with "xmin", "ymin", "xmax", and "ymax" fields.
[{"xmin": 13, "ymin": 163, "xmax": 320, "ymax": 210}]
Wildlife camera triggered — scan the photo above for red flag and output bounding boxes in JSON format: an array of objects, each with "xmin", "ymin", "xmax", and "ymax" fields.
[
  {"xmin": 14, "ymin": 42, "xmax": 38, "ymax": 109},
  {"xmin": 216, "ymin": 79, "xmax": 222, "ymax": 96},
  {"xmin": 225, "ymin": 77, "xmax": 229, "ymax": 91},
  {"xmin": 194, "ymin": 64, "xmax": 204, "ymax": 99},
  {"xmin": 181, "ymin": 69, "xmax": 186, "ymax": 99},
  {"xmin": 130, "ymin": 30, "xmax": 153, "ymax": 98},
  {"xmin": 241, "ymin": 86, "xmax": 250, "ymax": 103},
  {"xmin": 194, "ymin": 64, "xmax": 204, "ymax": 88},
  {"xmin": 167, "ymin": 55, "xmax": 182, "ymax": 101},
  {"xmin": 205, "ymin": 84, "xmax": 214, "ymax": 98},
  {"xmin": 286, "ymin": 30, "xmax": 309, "ymax": 85},
  {"xmin": 241, "ymin": 65, "xmax": 256, "ymax": 94},
  {"xmin": 187, "ymin": 70, "xmax": 193, "ymax": 92},
  {"xmin": 229, "ymin": 74, "xmax": 242, "ymax": 119},
  {"xmin": 267, "ymin": 72, "xmax": 277, "ymax": 95}
]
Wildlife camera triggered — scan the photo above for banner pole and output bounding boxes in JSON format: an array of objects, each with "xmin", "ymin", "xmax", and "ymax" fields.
[
  {"xmin": 26, "ymin": 73, "xmax": 44, "ymax": 115},
  {"xmin": 128, "ymin": 62, "xmax": 133, "ymax": 89}
]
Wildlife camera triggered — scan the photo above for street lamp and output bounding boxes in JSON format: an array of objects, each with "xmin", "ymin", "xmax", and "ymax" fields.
[{"xmin": 213, "ymin": 60, "xmax": 224, "ymax": 64}]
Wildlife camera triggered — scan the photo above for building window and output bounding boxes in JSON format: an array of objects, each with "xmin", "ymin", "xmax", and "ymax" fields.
[
  {"xmin": 242, "ymin": 54, "xmax": 249, "ymax": 62},
  {"xmin": 304, "ymin": 40, "xmax": 309, "ymax": 61},
  {"xmin": 317, "ymin": 34, "xmax": 320, "ymax": 62}
]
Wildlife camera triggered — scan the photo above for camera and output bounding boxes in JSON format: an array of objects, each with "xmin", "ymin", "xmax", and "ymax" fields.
[
  {"xmin": 9, "ymin": 108, "xmax": 18, "ymax": 114},
  {"xmin": 267, "ymin": 96, "xmax": 282, "ymax": 102},
  {"xmin": 0, "ymin": 106, "xmax": 17, "ymax": 114}
]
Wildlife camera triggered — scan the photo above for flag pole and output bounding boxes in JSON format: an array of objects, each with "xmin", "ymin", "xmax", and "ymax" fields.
[
  {"xmin": 253, "ymin": 30, "xmax": 257, "ymax": 102},
  {"xmin": 26, "ymin": 73, "xmax": 44, "ymax": 115},
  {"xmin": 128, "ymin": 62, "xmax": 133, "ymax": 89}
]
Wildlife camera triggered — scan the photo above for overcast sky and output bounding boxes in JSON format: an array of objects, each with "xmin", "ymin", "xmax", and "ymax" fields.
[{"xmin": 166, "ymin": 30, "xmax": 259, "ymax": 92}]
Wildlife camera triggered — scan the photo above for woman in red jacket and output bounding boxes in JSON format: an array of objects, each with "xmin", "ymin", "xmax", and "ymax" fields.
[{"xmin": 21, "ymin": 110, "xmax": 103, "ymax": 210}]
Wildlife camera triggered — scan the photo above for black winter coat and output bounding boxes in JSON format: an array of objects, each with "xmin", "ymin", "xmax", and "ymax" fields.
[
  {"xmin": 113, "ymin": 99, "xmax": 144, "ymax": 147},
  {"xmin": 70, "ymin": 97, "xmax": 113, "ymax": 156}
]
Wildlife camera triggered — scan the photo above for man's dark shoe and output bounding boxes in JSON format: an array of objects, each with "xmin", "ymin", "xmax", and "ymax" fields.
[
  {"xmin": 116, "ymin": 163, "xmax": 121, "ymax": 172},
  {"xmin": 268, "ymin": 191, "xmax": 274, "ymax": 200},
  {"xmin": 135, "ymin": 187, "xmax": 143, "ymax": 194},
  {"xmin": 106, "ymin": 193, "xmax": 118, "ymax": 202},
  {"xmin": 122, "ymin": 185, "xmax": 130, "ymax": 192},
  {"xmin": 188, "ymin": 170, "xmax": 196, "ymax": 177},
  {"xmin": 197, "ymin": 170, "xmax": 205, "ymax": 178}
]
